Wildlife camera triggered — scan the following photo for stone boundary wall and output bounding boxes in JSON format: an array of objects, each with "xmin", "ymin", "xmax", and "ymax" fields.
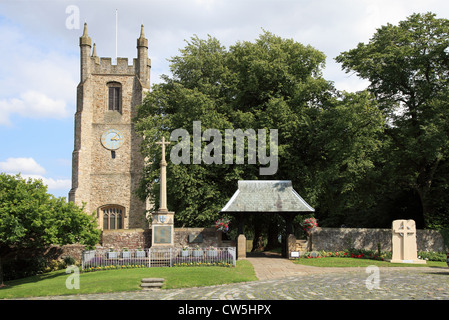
[
  {"xmin": 101, "ymin": 228, "xmax": 151, "ymax": 250},
  {"xmin": 101, "ymin": 227, "xmax": 225, "ymax": 250},
  {"xmin": 20, "ymin": 227, "xmax": 225, "ymax": 262},
  {"xmin": 174, "ymin": 227, "xmax": 229, "ymax": 248},
  {"xmin": 310, "ymin": 227, "xmax": 447, "ymax": 252}
]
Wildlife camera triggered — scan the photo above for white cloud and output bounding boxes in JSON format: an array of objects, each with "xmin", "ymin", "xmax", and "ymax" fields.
[
  {"xmin": 0, "ymin": 20, "xmax": 76, "ymax": 126},
  {"xmin": 0, "ymin": 157, "xmax": 46, "ymax": 175},
  {"xmin": 32, "ymin": 176, "xmax": 72, "ymax": 191},
  {"xmin": 0, "ymin": 157, "xmax": 71, "ymax": 192},
  {"xmin": 0, "ymin": 91, "xmax": 68, "ymax": 126}
]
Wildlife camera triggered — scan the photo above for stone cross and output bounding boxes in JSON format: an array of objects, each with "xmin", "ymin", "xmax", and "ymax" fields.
[
  {"xmin": 391, "ymin": 219, "xmax": 425, "ymax": 264},
  {"xmin": 156, "ymin": 136, "xmax": 170, "ymax": 163},
  {"xmin": 156, "ymin": 136, "xmax": 170, "ymax": 211}
]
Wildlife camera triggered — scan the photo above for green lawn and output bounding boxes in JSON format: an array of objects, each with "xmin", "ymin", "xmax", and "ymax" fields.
[
  {"xmin": 0, "ymin": 260, "xmax": 257, "ymax": 299},
  {"xmin": 2, "ymin": 257, "xmax": 447, "ymax": 299},
  {"xmin": 294, "ymin": 257, "xmax": 448, "ymax": 268}
]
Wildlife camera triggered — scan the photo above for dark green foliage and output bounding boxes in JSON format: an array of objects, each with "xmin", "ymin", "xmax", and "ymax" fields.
[
  {"xmin": 336, "ymin": 12, "xmax": 449, "ymax": 228},
  {"xmin": 135, "ymin": 32, "xmax": 384, "ymax": 233},
  {"xmin": 0, "ymin": 173, "xmax": 101, "ymax": 283},
  {"xmin": 136, "ymin": 13, "xmax": 449, "ymax": 235}
]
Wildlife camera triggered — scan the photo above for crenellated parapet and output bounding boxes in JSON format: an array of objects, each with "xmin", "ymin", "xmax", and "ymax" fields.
[
  {"xmin": 91, "ymin": 57, "xmax": 136, "ymax": 75},
  {"xmin": 79, "ymin": 23, "xmax": 151, "ymax": 87}
]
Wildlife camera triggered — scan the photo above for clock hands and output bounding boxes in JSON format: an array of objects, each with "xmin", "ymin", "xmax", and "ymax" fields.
[{"xmin": 111, "ymin": 133, "xmax": 121, "ymax": 141}]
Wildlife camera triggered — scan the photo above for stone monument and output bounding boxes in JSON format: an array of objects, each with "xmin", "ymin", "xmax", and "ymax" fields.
[
  {"xmin": 390, "ymin": 219, "xmax": 426, "ymax": 264},
  {"xmin": 151, "ymin": 136, "xmax": 175, "ymax": 247}
]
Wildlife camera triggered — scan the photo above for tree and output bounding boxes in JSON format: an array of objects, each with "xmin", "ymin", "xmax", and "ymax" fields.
[
  {"xmin": 336, "ymin": 12, "xmax": 449, "ymax": 228},
  {"xmin": 136, "ymin": 32, "xmax": 330, "ymax": 227},
  {"xmin": 135, "ymin": 31, "xmax": 385, "ymax": 239},
  {"xmin": 0, "ymin": 173, "xmax": 101, "ymax": 286},
  {"xmin": 309, "ymin": 91, "xmax": 385, "ymax": 226}
]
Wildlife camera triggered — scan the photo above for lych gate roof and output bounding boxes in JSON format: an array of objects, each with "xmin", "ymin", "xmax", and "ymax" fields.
[{"xmin": 221, "ymin": 180, "xmax": 314, "ymax": 213}]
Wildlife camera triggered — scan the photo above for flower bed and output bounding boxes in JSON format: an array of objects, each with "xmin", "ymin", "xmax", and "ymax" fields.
[
  {"xmin": 83, "ymin": 264, "xmax": 147, "ymax": 273},
  {"xmin": 298, "ymin": 248, "xmax": 389, "ymax": 261},
  {"xmin": 297, "ymin": 248, "xmax": 448, "ymax": 262},
  {"xmin": 173, "ymin": 261, "xmax": 233, "ymax": 267}
]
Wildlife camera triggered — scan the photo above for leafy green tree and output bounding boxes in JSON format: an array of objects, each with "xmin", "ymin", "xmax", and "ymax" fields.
[
  {"xmin": 136, "ymin": 32, "xmax": 329, "ymax": 227},
  {"xmin": 0, "ymin": 173, "xmax": 100, "ymax": 286},
  {"xmin": 336, "ymin": 12, "xmax": 449, "ymax": 228},
  {"xmin": 309, "ymin": 91, "xmax": 385, "ymax": 226},
  {"xmin": 135, "ymin": 31, "xmax": 385, "ymax": 238}
]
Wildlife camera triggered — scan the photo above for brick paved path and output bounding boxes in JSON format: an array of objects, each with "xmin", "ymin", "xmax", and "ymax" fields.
[{"xmin": 21, "ymin": 253, "xmax": 449, "ymax": 300}]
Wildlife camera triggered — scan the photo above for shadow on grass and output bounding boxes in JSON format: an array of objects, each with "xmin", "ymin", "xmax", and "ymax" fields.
[{"xmin": 1, "ymin": 269, "xmax": 66, "ymax": 289}]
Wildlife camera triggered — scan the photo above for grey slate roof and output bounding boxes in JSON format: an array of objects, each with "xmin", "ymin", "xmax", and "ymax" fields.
[{"xmin": 221, "ymin": 180, "xmax": 314, "ymax": 213}]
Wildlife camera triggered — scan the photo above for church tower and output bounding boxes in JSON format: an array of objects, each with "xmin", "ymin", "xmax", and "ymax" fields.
[{"xmin": 69, "ymin": 23, "xmax": 150, "ymax": 230}]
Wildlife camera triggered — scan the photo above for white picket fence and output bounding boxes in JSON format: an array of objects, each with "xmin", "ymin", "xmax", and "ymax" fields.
[{"xmin": 82, "ymin": 247, "xmax": 236, "ymax": 270}]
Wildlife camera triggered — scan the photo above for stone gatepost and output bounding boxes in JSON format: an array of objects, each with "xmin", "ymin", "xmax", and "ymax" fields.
[
  {"xmin": 237, "ymin": 234, "xmax": 246, "ymax": 259},
  {"xmin": 286, "ymin": 234, "xmax": 297, "ymax": 259}
]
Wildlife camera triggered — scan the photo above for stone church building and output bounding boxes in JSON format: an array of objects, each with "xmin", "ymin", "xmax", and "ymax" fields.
[
  {"xmin": 68, "ymin": 23, "xmax": 150, "ymax": 232},
  {"xmin": 67, "ymin": 24, "xmax": 222, "ymax": 251}
]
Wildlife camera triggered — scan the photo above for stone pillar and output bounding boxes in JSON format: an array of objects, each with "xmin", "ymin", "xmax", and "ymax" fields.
[
  {"xmin": 152, "ymin": 137, "xmax": 175, "ymax": 247},
  {"xmin": 156, "ymin": 136, "xmax": 170, "ymax": 212},
  {"xmin": 237, "ymin": 234, "xmax": 247, "ymax": 260},
  {"xmin": 286, "ymin": 234, "xmax": 297, "ymax": 259},
  {"xmin": 282, "ymin": 213, "xmax": 296, "ymax": 258}
]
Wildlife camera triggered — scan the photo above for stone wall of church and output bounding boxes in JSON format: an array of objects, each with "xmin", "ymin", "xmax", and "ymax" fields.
[
  {"xmin": 101, "ymin": 228, "xmax": 152, "ymax": 250},
  {"xmin": 100, "ymin": 227, "xmax": 227, "ymax": 250}
]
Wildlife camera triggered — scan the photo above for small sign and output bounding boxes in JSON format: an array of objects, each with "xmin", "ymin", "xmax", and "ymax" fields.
[
  {"xmin": 290, "ymin": 251, "xmax": 300, "ymax": 258},
  {"xmin": 153, "ymin": 225, "xmax": 172, "ymax": 244},
  {"xmin": 188, "ymin": 234, "xmax": 203, "ymax": 243}
]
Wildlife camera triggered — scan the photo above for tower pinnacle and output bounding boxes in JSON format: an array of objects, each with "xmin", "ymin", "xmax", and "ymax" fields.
[
  {"xmin": 92, "ymin": 43, "xmax": 97, "ymax": 57},
  {"xmin": 137, "ymin": 24, "xmax": 148, "ymax": 48},
  {"xmin": 139, "ymin": 24, "xmax": 145, "ymax": 39},
  {"xmin": 80, "ymin": 23, "xmax": 91, "ymax": 46}
]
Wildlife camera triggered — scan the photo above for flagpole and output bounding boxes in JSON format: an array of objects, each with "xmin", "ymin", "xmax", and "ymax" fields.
[{"xmin": 115, "ymin": 9, "xmax": 118, "ymax": 63}]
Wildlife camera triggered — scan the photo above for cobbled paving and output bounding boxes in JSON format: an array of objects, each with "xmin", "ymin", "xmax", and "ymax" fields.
[{"xmin": 22, "ymin": 267, "xmax": 449, "ymax": 300}]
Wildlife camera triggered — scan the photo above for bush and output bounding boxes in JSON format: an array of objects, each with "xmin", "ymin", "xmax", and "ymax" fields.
[
  {"xmin": 2, "ymin": 256, "xmax": 47, "ymax": 281},
  {"xmin": 298, "ymin": 248, "xmax": 390, "ymax": 261},
  {"xmin": 63, "ymin": 256, "xmax": 76, "ymax": 266},
  {"xmin": 42, "ymin": 259, "xmax": 65, "ymax": 273},
  {"xmin": 417, "ymin": 251, "xmax": 447, "ymax": 262}
]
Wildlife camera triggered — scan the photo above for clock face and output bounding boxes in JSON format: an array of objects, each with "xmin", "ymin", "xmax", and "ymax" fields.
[{"xmin": 101, "ymin": 129, "xmax": 124, "ymax": 150}]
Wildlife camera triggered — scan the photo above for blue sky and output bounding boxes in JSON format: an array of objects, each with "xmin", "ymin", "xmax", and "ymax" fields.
[{"xmin": 1, "ymin": 0, "xmax": 448, "ymax": 199}]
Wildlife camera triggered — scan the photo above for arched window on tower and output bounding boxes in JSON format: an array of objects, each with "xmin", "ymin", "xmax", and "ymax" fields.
[
  {"xmin": 101, "ymin": 205, "xmax": 124, "ymax": 230},
  {"xmin": 107, "ymin": 82, "xmax": 121, "ymax": 112}
]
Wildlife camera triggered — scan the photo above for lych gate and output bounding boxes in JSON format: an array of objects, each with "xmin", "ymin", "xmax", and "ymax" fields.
[{"xmin": 220, "ymin": 180, "xmax": 315, "ymax": 259}]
